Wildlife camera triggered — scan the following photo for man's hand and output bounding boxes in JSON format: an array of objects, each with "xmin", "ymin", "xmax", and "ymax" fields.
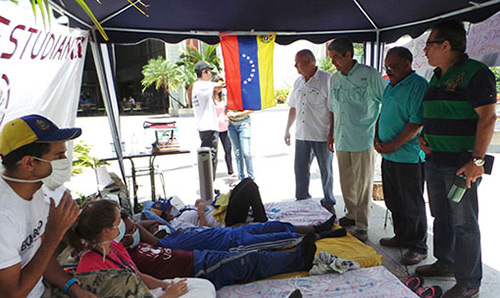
[
  {"xmin": 418, "ymin": 135, "xmax": 431, "ymax": 155},
  {"xmin": 195, "ymin": 199, "xmax": 206, "ymax": 211},
  {"xmin": 45, "ymin": 191, "xmax": 79, "ymax": 244},
  {"xmin": 68, "ymin": 286, "xmax": 97, "ymax": 298},
  {"xmin": 374, "ymin": 137, "xmax": 382, "ymax": 153},
  {"xmin": 327, "ymin": 133, "xmax": 335, "ymax": 152},
  {"xmin": 284, "ymin": 131, "xmax": 291, "ymax": 146},
  {"xmin": 375, "ymin": 141, "xmax": 399, "ymax": 154},
  {"xmin": 456, "ymin": 161, "xmax": 484, "ymax": 188}
]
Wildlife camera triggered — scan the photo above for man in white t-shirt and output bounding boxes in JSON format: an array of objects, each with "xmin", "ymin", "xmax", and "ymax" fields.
[
  {"xmin": 285, "ymin": 50, "xmax": 335, "ymax": 214},
  {"xmin": 0, "ymin": 115, "xmax": 94, "ymax": 297},
  {"xmin": 192, "ymin": 61, "xmax": 224, "ymax": 180}
]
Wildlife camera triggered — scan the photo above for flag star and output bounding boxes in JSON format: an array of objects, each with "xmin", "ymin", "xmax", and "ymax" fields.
[
  {"xmin": 250, "ymin": 60, "xmax": 253, "ymax": 64},
  {"xmin": 251, "ymin": 64, "xmax": 255, "ymax": 68},
  {"xmin": 243, "ymin": 80, "xmax": 248, "ymax": 84},
  {"xmin": 242, "ymin": 54, "xmax": 246, "ymax": 58},
  {"xmin": 252, "ymin": 69, "xmax": 256, "ymax": 72},
  {"xmin": 250, "ymin": 74, "xmax": 254, "ymax": 77},
  {"xmin": 248, "ymin": 78, "xmax": 252, "ymax": 82},
  {"xmin": 246, "ymin": 56, "xmax": 250, "ymax": 60}
]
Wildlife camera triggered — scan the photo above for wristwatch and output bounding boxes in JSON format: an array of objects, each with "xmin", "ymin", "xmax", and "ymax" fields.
[{"xmin": 472, "ymin": 157, "xmax": 485, "ymax": 167}]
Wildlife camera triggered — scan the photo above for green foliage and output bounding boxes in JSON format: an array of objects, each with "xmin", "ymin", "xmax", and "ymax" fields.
[
  {"xmin": 141, "ymin": 56, "xmax": 183, "ymax": 93},
  {"xmin": 176, "ymin": 44, "xmax": 222, "ymax": 88},
  {"xmin": 72, "ymin": 141, "xmax": 108, "ymax": 175},
  {"xmin": 275, "ymin": 88, "xmax": 290, "ymax": 104},
  {"xmin": 318, "ymin": 57, "xmax": 336, "ymax": 73}
]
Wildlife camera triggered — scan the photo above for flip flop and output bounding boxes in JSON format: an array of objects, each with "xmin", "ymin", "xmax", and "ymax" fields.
[
  {"xmin": 418, "ymin": 285, "xmax": 443, "ymax": 298},
  {"xmin": 405, "ymin": 275, "xmax": 424, "ymax": 292}
]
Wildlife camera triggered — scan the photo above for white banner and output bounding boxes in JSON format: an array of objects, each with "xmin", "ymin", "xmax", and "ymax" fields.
[
  {"xmin": 0, "ymin": 1, "xmax": 88, "ymax": 130},
  {"xmin": 467, "ymin": 12, "xmax": 500, "ymax": 67}
]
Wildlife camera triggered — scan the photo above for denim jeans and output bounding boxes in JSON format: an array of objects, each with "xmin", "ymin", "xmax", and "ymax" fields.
[
  {"xmin": 425, "ymin": 160, "xmax": 482, "ymax": 289},
  {"xmin": 294, "ymin": 140, "xmax": 334, "ymax": 203},
  {"xmin": 228, "ymin": 119, "xmax": 254, "ymax": 180}
]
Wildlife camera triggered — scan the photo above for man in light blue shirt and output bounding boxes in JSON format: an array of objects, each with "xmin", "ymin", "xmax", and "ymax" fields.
[
  {"xmin": 375, "ymin": 47, "xmax": 428, "ymax": 266},
  {"xmin": 327, "ymin": 38, "xmax": 386, "ymax": 242}
]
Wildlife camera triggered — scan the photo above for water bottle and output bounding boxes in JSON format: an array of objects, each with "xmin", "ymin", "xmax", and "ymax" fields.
[{"xmin": 447, "ymin": 174, "xmax": 467, "ymax": 203}]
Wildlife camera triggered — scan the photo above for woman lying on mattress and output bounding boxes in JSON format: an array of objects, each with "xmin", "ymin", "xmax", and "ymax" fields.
[
  {"xmin": 67, "ymin": 199, "xmax": 216, "ymax": 297},
  {"xmin": 120, "ymin": 210, "xmax": 320, "ymax": 289}
]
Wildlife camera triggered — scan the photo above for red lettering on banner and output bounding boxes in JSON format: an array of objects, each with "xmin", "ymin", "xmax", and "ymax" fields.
[
  {"xmin": 1, "ymin": 24, "xmax": 25, "ymax": 59},
  {"xmin": 40, "ymin": 33, "xmax": 55, "ymax": 60},
  {"xmin": 20, "ymin": 27, "xmax": 38, "ymax": 59},
  {"xmin": 61, "ymin": 36, "xmax": 74, "ymax": 60},
  {"xmin": 51, "ymin": 36, "xmax": 67, "ymax": 60},
  {"xmin": 31, "ymin": 32, "xmax": 49, "ymax": 59},
  {"xmin": 0, "ymin": 74, "xmax": 10, "ymax": 127}
]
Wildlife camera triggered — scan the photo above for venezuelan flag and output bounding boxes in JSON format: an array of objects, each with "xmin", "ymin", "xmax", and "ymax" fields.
[{"xmin": 220, "ymin": 34, "xmax": 276, "ymax": 111}]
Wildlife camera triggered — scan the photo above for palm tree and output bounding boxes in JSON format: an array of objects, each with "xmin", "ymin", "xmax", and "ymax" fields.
[
  {"xmin": 176, "ymin": 44, "xmax": 221, "ymax": 107},
  {"xmin": 141, "ymin": 57, "xmax": 186, "ymax": 112}
]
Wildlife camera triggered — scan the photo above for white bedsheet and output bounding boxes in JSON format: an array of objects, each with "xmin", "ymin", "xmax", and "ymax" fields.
[{"xmin": 217, "ymin": 266, "xmax": 418, "ymax": 298}]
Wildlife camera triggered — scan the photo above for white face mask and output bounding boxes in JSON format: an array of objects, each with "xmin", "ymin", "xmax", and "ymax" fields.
[
  {"xmin": 1, "ymin": 157, "xmax": 71, "ymax": 191},
  {"xmin": 126, "ymin": 229, "xmax": 141, "ymax": 249},
  {"xmin": 35, "ymin": 157, "xmax": 71, "ymax": 190}
]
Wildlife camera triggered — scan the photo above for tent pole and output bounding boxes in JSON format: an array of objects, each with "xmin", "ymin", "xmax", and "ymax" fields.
[{"xmin": 89, "ymin": 30, "xmax": 128, "ymax": 196}]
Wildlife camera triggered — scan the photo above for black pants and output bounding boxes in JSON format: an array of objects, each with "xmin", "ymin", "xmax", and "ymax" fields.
[
  {"xmin": 219, "ymin": 131, "xmax": 234, "ymax": 174},
  {"xmin": 199, "ymin": 130, "xmax": 218, "ymax": 180},
  {"xmin": 225, "ymin": 178, "xmax": 268, "ymax": 227},
  {"xmin": 382, "ymin": 158, "xmax": 427, "ymax": 254}
]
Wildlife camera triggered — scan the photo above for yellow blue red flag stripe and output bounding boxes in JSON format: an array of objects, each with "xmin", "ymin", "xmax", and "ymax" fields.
[{"xmin": 221, "ymin": 34, "xmax": 276, "ymax": 111}]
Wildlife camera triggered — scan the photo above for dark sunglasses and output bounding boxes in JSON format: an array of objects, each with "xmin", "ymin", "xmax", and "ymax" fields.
[{"xmin": 425, "ymin": 40, "xmax": 445, "ymax": 47}]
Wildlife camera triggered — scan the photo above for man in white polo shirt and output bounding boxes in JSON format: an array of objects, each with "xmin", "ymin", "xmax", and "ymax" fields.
[{"xmin": 285, "ymin": 49, "xmax": 335, "ymax": 214}]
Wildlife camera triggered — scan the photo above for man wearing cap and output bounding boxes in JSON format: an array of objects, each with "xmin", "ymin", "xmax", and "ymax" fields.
[
  {"xmin": 192, "ymin": 61, "xmax": 224, "ymax": 181},
  {"xmin": 0, "ymin": 114, "xmax": 95, "ymax": 297}
]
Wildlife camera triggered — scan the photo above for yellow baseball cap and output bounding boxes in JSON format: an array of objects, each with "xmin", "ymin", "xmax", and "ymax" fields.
[{"xmin": 0, "ymin": 114, "xmax": 81, "ymax": 157}]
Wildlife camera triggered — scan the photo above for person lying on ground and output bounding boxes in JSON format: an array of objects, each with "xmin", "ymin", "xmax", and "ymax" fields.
[
  {"xmin": 67, "ymin": 199, "xmax": 216, "ymax": 298},
  {"xmin": 143, "ymin": 178, "xmax": 268, "ymax": 229},
  {"xmin": 140, "ymin": 212, "xmax": 341, "ymax": 252},
  {"xmin": 120, "ymin": 211, "xmax": 318, "ymax": 289}
]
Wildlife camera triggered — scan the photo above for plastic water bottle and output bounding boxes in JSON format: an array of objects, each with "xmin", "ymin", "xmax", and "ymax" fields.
[{"xmin": 131, "ymin": 133, "xmax": 139, "ymax": 154}]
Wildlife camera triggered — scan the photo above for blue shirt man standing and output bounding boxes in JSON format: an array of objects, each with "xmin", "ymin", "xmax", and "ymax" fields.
[{"xmin": 375, "ymin": 47, "xmax": 428, "ymax": 266}]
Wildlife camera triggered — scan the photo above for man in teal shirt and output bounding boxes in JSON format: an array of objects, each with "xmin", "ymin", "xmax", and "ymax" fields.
[
  {"xmin": 327, "ymin": 38, "xmax": 386, "ymax": 242},
  {"xmin": 375, "ymin": 47, "xmax": 428, "ymax": 265}
]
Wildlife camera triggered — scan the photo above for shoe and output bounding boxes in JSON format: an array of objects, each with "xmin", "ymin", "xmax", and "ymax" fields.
[
  {"xmin": 339, "ymin": 217, "xmax": 356, "ymax": 227},
  {"xmin": 442, "ymin": 284, "xmax": 479, "ymax": 298},
  {"xmin": 404, "ymin": 275, "xmax": 424, "ymax": 292},
  {"xmin": 314, "ymin": 215, "xmax": 336, "ymax": 233},
  {"xmin": 416, "ymin": 262, "xmax": 454, "ymax": 277},
  {"xmin": 418, "ymin": 285, "xmax": 443, "ymax": 298},
  {"xmin": 401, "ymin": 251, "xmax": 427, "ymax": 265},
  {"xmin": 320, "ymin": 198, "xmax": 336, "ymax": 215},
  {"xmin": 379, "ymin": 236, "xmax": 405, "ymax": 248},
  {"xmin": 352, "ymin": 230, "xmax": 368, "ymax": 242},
  {"xmin": 228, "ymin": 172, "xmax": 238, "ymax": 178}
]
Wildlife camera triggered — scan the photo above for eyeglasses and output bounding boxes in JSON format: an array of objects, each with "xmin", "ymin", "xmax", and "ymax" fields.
[
  {"xmin": 425, "ymin": 40, "xmax": 445, "ymax": 47},
  {"xmin": 384, "ymin": 65, "xmax": 397, "ymax": 72}
]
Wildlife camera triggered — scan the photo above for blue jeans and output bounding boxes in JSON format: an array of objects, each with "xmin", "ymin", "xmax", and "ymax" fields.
[
  {"xmin": 228, "ymin": 119, "xmax": 254, "ymax": 180},
  {"xmin": 294, "ymin": 140, "xmax": 334, "ymax": 203},
  {"xmin": 194, "ymin": 246, "xmax": 304, "ymax": 289},
  {"xmin": 425, "ymin": 160, "xmax": 482, "ymax": 289}
]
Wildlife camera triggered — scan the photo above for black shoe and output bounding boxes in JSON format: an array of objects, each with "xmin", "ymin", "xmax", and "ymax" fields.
[
  {"xmin": 400, "ymin": 250, "xmax": 427, "ymax": 265},
  {"xmin": 415, "ymin": 262, "xmax": 454, "ymax": 277},
  {"xmin": 442, "ymin": 284, "xmax": 479, "ymax": 298},
  {"xmin": 339, "ymin": 217, "xmax": 356, "ymax": 227},
  {"xmin": 379, "ymin": 236, "xmax": 404, "ymax": 248},
  {"xmin": 314, "ymin": 215, "xmax": 336, "ymax": 233},
  {"xmin": 320, "ymin": 198, "xmax": 336, "ymax": 214},
  {"xmin": 319, "ymin": 228, "xmax": 347, "ymax": 239}
]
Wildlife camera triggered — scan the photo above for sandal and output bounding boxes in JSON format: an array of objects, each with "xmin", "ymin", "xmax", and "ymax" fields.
[
  {"xmin": 405, "ymin": 275, "xmax": 424, "ymax": 292},
  {"xmin": 418, "ymin": 285, "xmax": 443, "ymax": 298}
]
